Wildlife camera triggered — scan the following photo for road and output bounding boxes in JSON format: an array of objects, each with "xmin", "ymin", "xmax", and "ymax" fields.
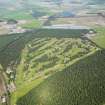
[{"xmin": 0, "ymin": 72, "xmax": 10, "ymax": 105}]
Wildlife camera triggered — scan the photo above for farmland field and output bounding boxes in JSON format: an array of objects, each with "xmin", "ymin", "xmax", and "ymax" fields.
[
  {"xmin": 0, "ymin": 9, "xmax": 34, "ymax": 20},
  {"xmin": 50, "ymin": 16, "xmax": 105, "ymax": 27},
  {"xmin": 20, "ymin": 20, "xmax": 43, "ymax": 29}
]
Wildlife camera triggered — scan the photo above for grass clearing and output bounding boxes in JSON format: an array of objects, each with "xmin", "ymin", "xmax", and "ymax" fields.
[{"xmin": 91, "ymin": 27, "xmax": 105, "ymax": 48}]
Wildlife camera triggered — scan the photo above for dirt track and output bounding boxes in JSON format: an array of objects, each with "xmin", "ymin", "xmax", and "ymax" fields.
[
  {"xmin": 0, "ymin": 73, "xmax": 6, "ymax": 96},
  {"xmin": 0, "ymin": 73, "xmax": 9, "ymax": 105}
]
